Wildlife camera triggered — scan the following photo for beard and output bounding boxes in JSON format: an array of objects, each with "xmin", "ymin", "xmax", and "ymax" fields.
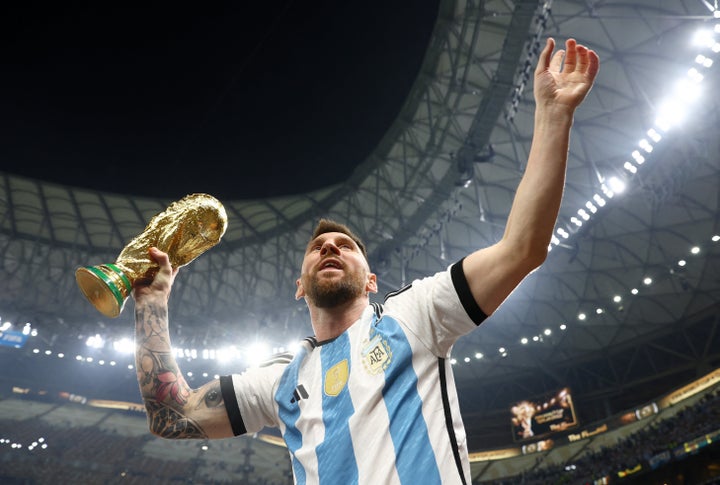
[{"xmin": 303, "ymin": 271, "xmax": 366, "ymax": 308}]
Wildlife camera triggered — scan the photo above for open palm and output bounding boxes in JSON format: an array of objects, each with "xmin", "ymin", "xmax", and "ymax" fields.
[{"xmin": 534, "ymin": 38, "xmax": 600, "ymax": 110}]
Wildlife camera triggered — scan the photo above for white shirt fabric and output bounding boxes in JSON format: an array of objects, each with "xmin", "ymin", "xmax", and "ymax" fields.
[{"xmin": 221, "ymin": 260, "xmax": 486, "ymax": 485}]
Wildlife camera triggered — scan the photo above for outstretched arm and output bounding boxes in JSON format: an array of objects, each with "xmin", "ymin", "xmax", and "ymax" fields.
[
  {"xmin": 133, "ymin": 247, "xmax": 234, "ymax": 439},
  {"xmin": 462, "ymin": 38, "xmax": 600, "ymax": 315}
]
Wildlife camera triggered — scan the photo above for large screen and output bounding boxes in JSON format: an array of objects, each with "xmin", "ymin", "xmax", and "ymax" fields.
[{"xmin": 511, "ymin": 387, "xmax": 578, "ymax": 442}]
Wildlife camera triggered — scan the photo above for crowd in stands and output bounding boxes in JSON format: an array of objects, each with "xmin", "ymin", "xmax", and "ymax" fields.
[
  {"xmin": 0, "ymin": 416, "xmax": 289, "ymax": 484},
  {"xmin": 2, "ymin": 387, "xmax": 719, "ymax": 484},
  {"xmin": 481, "ymin": 387, "xmax": 720, "ymax": 485}
]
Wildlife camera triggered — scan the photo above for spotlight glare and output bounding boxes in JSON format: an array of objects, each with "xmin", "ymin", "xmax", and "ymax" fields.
[
  {"xmin": 631, "ymin": 150, "xmax": 646, "ymax": 165},
  {"xmin": 217, "ymin": 347, "xmax": 237, "ymax": 363},
  {"xmin": 692, "ymin": 29, "xmax": 715, "ymax": 48},
  {"xmin": 246, "ymin": 342, "xmax": 271, "ymax": 367},
  {"xmin": 86, "ymin": 334, "xmax": 105, "ymax": 349},
  {"xmin": 678, "ymin": 259, "xmax": 686, "ymax": 267},
  {"xmin": 643, "ymin": 277, "xmax": 652, "ymax": 285},
  {"xmin": 646, "ymin": 128, "xmax": 662, "ymax": 142},
  {"xmin": 559, "ymin": 324, "xmax": 567, "ymax": 330},
  {"xmin": 613, "ymin": 295, "xmax": 622, "ymax": 303},
  {"xmin": 656, "ymin": 99, "xmax": 688, "ymax": 129},
  {"xmin": 690, "ymin": 246, "xmax": 700, "ymax": 255},
  {"xmin": 475, "ymin": 352, "xmax": 483, "ymax": 359},
  {"xmin": 624, "ymin": 161, "xmax": 638, "ymax": 174},
  {"xmin": 631, "ymin": 288, "xmax": 639, "ymax": 295},
  {"xmin": 638, "ymin": 139, "xmax": 653, "ymax": 153},
  {"xmin": 578, "ymin": 313, "xmax": 586, "ymax": 321},
  {"xmin": 711, "ymin": 235, "xmax": 720, "ymax": 242},
  {"xmin": 113, "ymin": 338, "xmax": 135, "ymax": 354},
  {"xmin": 544, "ymin": 329, "xmax": 551, "ymax": 336},
  {"xmin": 521, "ymin": 337, "xmax": 528, "ymax": 344},
  {"xmin": 686, "ymin": 67, "xmax": 704, "ymax": 83},
  {"xmin": 607, "ymin": 177, "xmax": 626, "ymax": 194}
]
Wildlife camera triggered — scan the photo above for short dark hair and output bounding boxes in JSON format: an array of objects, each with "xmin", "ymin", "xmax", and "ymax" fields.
[{"xmin": 310, "ymin": 218, "xmax": 368, "ymax": 262}]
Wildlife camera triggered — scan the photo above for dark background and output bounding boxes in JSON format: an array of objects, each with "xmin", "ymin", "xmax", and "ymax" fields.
[{"xmin": 0, "ymin": 1, "xmax": 439, "ymax": 199}]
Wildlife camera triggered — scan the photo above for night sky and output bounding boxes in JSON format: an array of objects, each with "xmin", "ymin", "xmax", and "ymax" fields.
[{"xmin": 0, "ymin": 2, "xmax": 439, "ymax": 200}]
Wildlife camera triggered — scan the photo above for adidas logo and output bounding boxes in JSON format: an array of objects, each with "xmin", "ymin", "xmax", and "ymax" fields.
[{"xmin": 290, "ymin": 384, "xmax": 309, "ymax": 404}]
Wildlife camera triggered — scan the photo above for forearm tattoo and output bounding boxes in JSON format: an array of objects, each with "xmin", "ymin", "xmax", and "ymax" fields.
[
  {"xmin": 145, "ymin": 399, "xmax": 206, "ymax": 439},
  {"xmin": 135, "ymin": 301, "xmax": 225, "ymax": 439}
]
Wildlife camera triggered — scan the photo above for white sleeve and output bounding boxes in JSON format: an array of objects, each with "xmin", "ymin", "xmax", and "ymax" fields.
[
  {"xmin": 220, "ymin": 356, "xmax": 289, "ymax": 435},
  {"xmin": 382, "ymin": 258, "xmax": 487, "ymax": 357}
]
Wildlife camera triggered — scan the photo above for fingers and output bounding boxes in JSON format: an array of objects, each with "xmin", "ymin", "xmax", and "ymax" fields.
[
  {"xmin": 563, "ymin": 39, "xmax": 578, "ymax": 72},
  {"xmin": 563, "ymin": 38, "xmax": 600, "ymax": 79},
  {"xmin": 585, "ymin": 49, "xmax": 600, "ymax": 80},
  {"xmin": 549, "ymin": 49, "xmax": 565, "ymax": 73},
  {"xmin": 535, "ymin": 37, "xmax": 555, "ymax": 75},
  {"xmin": 148, "ymin": 247, "xmax": 173, "ymax": 275}
]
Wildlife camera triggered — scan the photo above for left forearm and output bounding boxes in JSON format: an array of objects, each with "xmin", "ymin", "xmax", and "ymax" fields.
[{"xmin": 503, "ymin": 106, "xmax": 574, "ymax": 261}]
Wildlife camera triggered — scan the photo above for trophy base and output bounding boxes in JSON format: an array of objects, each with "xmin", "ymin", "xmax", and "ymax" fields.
[{"xmin": 75, "ymin": 264, "xmax": 132, "ymax": 318}]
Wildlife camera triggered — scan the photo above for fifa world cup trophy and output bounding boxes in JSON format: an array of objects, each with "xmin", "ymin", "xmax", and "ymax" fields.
[{"xmin": 75, "ymin": 193, "xmax": 228, "ymax": 318}]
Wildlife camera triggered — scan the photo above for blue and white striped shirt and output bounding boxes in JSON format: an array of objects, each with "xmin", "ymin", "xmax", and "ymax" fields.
[{"xmin": 221, "ymin": 260, "xmax": 486, "ymax": 484}]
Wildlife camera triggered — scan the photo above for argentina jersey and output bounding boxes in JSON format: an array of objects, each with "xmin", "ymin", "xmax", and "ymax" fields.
[{"xmin": 221, "ymin": 259, "xmax": 487, "ymax": 485}]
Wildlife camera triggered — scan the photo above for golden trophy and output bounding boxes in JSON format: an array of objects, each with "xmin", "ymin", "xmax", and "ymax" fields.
[{"xmin": 75, "ymin": 193, "xmax": 228, "ymax": 318}]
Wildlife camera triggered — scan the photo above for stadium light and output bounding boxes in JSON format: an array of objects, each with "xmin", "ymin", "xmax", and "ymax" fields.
[{"xmin": 113, "ymin": 338, "xmax": 134, "ymax": 354}]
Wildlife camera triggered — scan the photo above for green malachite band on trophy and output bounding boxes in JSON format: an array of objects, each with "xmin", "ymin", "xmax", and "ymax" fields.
[
  {"xmin": 106, "ymin": 263, "xmax": 132, "ymax": 293},
  {"xmin": 85, "ymin": 265, "xmax": 125, "ymax": 309}
]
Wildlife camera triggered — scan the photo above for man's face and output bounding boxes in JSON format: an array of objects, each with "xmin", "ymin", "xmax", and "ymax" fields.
[{"xmin": 295, "ymin": 232, "xmax": 377, "ymax": 308}]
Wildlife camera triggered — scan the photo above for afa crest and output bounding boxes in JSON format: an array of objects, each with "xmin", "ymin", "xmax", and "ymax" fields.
[
  {"xmin": 324, "ymin": 359, "xmax": 349, "ymax": 397},
  {"xmin": 361, "ymin": 335, "xmax": 392, "ymax": 375}
]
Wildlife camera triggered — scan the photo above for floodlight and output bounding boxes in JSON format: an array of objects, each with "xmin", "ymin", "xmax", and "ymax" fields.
[
  {"xmin": 607, "ymin": 177, "xmax": 626, "ymax": 194},
  {"xmin": 113, "ymin": 337, "xmax": 134, "ymax": 354},
  {"xmin": 86, "ymin": 334, "xmax": 105, "ymax": 349},
  {"xmin": 693, "ymin": 29, "xmax": 715, "ymax": 48}
]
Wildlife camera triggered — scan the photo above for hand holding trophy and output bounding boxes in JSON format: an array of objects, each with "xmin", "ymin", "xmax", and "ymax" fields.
[{"xmin": 76, "ymin": 193, "xmax": 228, "ymax": 318}]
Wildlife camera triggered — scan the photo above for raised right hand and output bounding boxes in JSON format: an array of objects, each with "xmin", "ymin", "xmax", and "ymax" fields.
[{"xmin": 132, "ymin": 247, "xmax": 178, "ymax": 303}]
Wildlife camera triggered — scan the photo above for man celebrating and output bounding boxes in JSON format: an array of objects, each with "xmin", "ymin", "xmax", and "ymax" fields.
[{"xmin": 133, "ymin": 38, "xmax": 599, "ymax": 484}]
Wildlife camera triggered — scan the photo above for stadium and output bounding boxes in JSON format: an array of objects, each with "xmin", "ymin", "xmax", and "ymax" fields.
[{"xmin": 1, "ymin": 0, "xmax": 719, "ymax": 483}]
